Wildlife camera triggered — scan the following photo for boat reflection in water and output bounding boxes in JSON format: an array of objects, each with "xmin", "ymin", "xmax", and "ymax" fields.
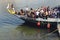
[{"xmin": 16, "ymin": 24, "xmax": 60, "ymax": 40}]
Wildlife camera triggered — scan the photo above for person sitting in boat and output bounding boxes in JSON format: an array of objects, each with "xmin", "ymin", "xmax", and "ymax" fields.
[
  {"xmin": 56, "ymin": 9, "xmax": 60, "ymax": 17},
  {"xmin": 42, "ymin": 7, "xmax": 49, "ymax": 19},
  {"xmin": 7, "ymin": 3, "xmax": 17, "ymax": 14},
  {"xmin": 49, "ymin": 8, "xmax": 55, "ymax": 18},
  {"xmin": 17, "ymin": 11, "xmax": 20, "ymax": 15},
  {"xmin": 7, "ymin": 3, "xmax": 15, "ymax": 11},
  {"xmin": 35, "ymin": 9, "xmax": 40, "ymax": 18},
  {"xmin": 30, "ymin": 12, "xmax": 35, "ymax": 18},
  {"xmin": 27, "ymin": 11, "xmax": 31, "ymax": 17},
  {"xmin": 45, "ymin": 10, "xmax": 49, "ymax": 19},
  {"xmin": 40, "ymin": 9, "xmax": 44, "ymax": 18},
  {"xmin": 52, "ymin": 9, "xmax": 58, "ymax": 18},
  {"xmin": 17, "ymin": 9, "xmax": 24, "ymax": 15},
  {"xmin": 27, "ymin": 8, "xmax": 35, "ymax": 18},
  {"xmin": 25, "ymin": 6, "xmax": 30, "ymax": 14},
  {"xmin": 47, "ymin": 6, "xmax": 50, "ymax": 11},
  {"xmin": 48, "ymin": 10, "xmax": 51, "ymax": 18}
]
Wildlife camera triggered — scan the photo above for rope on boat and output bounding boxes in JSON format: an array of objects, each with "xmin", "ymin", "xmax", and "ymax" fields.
[{"xmin": 40, "ymin": 29, "xmax": 58, "ymax": 39}]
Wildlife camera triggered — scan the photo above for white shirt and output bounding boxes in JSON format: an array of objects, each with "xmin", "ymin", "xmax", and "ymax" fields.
[
  {"xmin": 40, "ymin": 10, "xmax": 44, "ymax": 13},
  {"xmin": 25, "ymin": 7, "xmax": 29, "ymax": 11},
  {"xmin": 36, "ymin": 11, "xmax": 40, "ymax": 15}
]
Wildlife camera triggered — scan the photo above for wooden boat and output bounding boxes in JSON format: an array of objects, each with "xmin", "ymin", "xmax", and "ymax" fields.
[{"xmin": 7, "ymin": 4, "xmax": 60, "ymax": 36}]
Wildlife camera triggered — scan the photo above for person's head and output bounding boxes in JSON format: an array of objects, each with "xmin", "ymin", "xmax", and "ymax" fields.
[
  {"xmin": 20, "ymin": 9, "xmax": 24, "ymax": 13},
  {"xmin": 11, "ymin": 4, "xmax": 13, "ymax": 8},
  {"xmin": 38, "ymin": 8, "xmax": 39, "ymax": 9},
  {"xmin": 30, "ymin": 8, "xmax": 33, "ymax": 10},
  {"xmin": 47, "ymin": 6, "xmax": 50, "ymax": 8}
]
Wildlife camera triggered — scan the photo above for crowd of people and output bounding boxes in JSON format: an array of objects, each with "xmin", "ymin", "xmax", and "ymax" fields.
[
  {"xmin": 9, "ymin": 4, "xmax": 60, "ymax": 19},
  {"xmin": 17, "ymin": 6, "xmax": 60, "ymax": 19}
]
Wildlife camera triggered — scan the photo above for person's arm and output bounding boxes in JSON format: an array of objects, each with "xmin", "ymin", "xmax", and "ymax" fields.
[{"xmin": 7, "ymin": 3, "xmax": 10, "ymax": 9}]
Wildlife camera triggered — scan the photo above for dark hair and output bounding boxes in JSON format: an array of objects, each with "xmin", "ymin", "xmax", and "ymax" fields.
[
  {"xmin": 20, "ymin": 9, "xmax": 24, "ymax": 13},
  {"xmin": 11, "ymin": 4, "xmax": 13, "ymax": 8},
  {"xmin": 30, "ymin": 8, "xmax": 33, "ymax": 10}
]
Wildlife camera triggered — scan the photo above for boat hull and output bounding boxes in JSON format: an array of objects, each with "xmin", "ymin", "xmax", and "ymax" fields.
[{"xmin": 20, "ymin": 17, "xmax": 57, "ymax": 30}]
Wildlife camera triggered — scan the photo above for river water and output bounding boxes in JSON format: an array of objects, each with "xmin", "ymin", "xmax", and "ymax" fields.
[{"xmin": 0, "ymin": 0, "xmax": 60, "ymax": 40}]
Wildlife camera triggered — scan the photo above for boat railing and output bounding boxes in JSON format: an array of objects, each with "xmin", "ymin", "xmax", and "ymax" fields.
[{"xmin": 15, "ymin": 14, "xmax": 60, "ymax": 22}]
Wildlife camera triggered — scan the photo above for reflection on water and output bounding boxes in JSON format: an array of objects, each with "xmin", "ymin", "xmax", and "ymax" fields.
[
  {"xmin": 16, "ymin": 25, "xmax": 37, "ymax": 36},
  {"xmin": 0, "ymin": 22, "xmax": 60, "ymax": 40},
  {"xmin": 15, "ymin": 25, "xmax": 60, "ymax": 40}
]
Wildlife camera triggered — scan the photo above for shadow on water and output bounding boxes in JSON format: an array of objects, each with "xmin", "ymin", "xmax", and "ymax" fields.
[
  {"xmin": 16, "ymin": 25, "xmax": 37, "ymax": 35},
  {"xmin": 15, "ymin": 23, "xmax": 60, "ymax": 40}
]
